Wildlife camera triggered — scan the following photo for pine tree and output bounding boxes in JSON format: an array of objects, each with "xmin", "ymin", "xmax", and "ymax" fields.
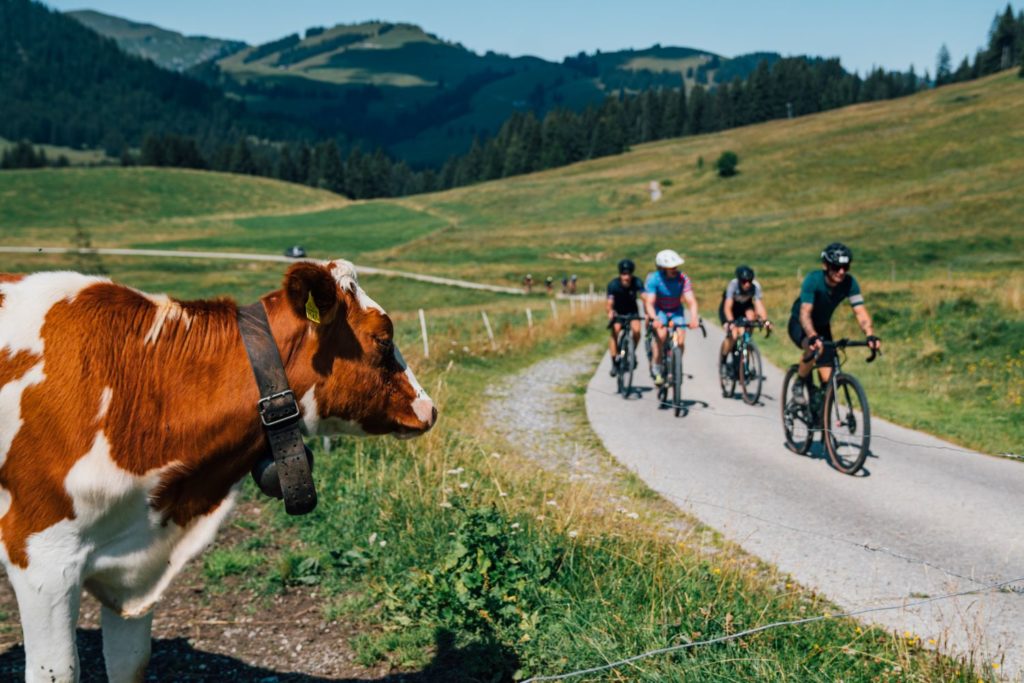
[{"xmin": 936, "ymin": 44, "xmax": 953, "ymax": 85}]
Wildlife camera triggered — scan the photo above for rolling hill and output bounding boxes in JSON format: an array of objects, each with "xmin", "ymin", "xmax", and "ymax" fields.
[
  {"xmin": 66, "ymin": 9, "xmax": 246, "ymax": 72},
  {"xmin": 6, "ymin": 68, "xmax": 1020, "ymax": 452}
]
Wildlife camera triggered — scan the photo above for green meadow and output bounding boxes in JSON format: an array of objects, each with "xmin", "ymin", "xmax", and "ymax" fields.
[{"xmin": 1, "ymin": 71, "xmax": 1020, "ymax": 454}]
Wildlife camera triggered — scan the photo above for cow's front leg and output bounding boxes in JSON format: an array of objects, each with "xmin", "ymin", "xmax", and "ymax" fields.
[
  {"xmin": 101, "ymin": 606, "xmax": 153, "ymax": 683},
  {"xmin": 7, "ymin": 565, "xmax": 82, "ymax": 683}
]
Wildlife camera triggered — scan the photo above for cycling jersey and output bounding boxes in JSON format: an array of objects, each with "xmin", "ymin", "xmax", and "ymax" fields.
[
  {"xmin": 723, "ymin": 278, "xmax": 763, "ymax": 305},
  {"xmin": 789, "ymin": 270, "xmax": 863, "ymax": 330},
  {"xmin": 645, "ymin": 270, "xmax": 692, "ymax": 312},
  {"xmin": 606, "ymin": 276, "xmax": 643, "ymax": 315}
]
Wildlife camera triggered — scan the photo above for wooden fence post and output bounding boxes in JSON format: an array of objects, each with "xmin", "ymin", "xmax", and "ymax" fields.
[
  {"xmin": 418, "ymin": 308, "xmax": 429, "ymax": 358},
  {"xmin": 481, "ymin": 311, "xmax": 496, "ymax": 350},
  {"xmin": 526, "ymin": 308, "xmax": 533, "ymax": 331},
  {"xmin": 550, "ymin": 300, "xmax": 558, "ymax": 320}
]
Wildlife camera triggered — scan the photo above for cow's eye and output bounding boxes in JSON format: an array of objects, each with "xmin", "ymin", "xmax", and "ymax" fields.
[{"xmin": 374, "ymin": 336, "xmax": 394, "ymax": 353}]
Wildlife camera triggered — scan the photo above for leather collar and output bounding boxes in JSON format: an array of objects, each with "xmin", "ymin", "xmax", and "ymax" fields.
[{"xmin": 237, "ymin": 301, "xmax": 317, "ymax": 515}]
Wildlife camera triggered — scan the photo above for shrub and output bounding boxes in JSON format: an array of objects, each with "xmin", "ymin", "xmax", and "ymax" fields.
[{"xmin": 716, "ymin": 151, "xmax": 739, "ymax": 177}]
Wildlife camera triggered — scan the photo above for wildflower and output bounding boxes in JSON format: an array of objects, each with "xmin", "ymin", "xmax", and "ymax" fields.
[
  {"xmin": 459, "ymin": 482, "xmax": 469, "ymax": 489},
  {"xmin": 439, "ymin": 501, "xmax": 452, "ymax": 508},
  {"xmin": 712, "ymin": 568, "xmax": 721, "ymax": 575},
  {"xmin": 511, "ymin": 522, "xmax": 521, "ymax": 530},
  {"xmin": 568, "ymin": 530, "xmax": 578, "ymax": 538},
  {"xmin": 536, "ymin": 515, "xmax": 545, "ymax": 521},
  {"xmin": 446, "ymin": 467, "xmax": 465, "ymax": 475},
  {"xmin": 546, "ymin": 500, "xmax": 558, "ymax": 507},
  {"xmin": 499, "ymin": 492, "xmax": 508, "ymax": 497},
  {"xmin": 490, "ymin": 452, "xmax": 502, "ymax": 459},
  {"xmin": 626, "ymin": 512, "xmax": 639, "ymax": 519},
  {"xmin": 379, "ymin": 540, "xmax": 387, "ymax": 547},
  {"xmin": 368, "ymin": 532, "xmax": 378, "ymax": 545}
]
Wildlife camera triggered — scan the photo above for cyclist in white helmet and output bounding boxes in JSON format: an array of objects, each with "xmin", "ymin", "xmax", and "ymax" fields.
[{"xmin": 643, "ymin": 249, "xmax": 699, "ymax": 386}]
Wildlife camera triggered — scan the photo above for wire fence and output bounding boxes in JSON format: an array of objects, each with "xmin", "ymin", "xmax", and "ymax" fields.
[{"xmin": 521, "ymin": 573, "xmax": 1024, "ymax": 682}]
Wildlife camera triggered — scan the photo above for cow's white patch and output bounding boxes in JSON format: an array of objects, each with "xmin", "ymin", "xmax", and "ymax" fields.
[
  {"xmin": 393, "ymin": 347, "xmax": 434, "ymax": 425},
  {"xmin": 330, "ymin": 260, "xmax": 385, "ymax": 314},
  {"xmin": 142, "ymin": 293, "xmax": 192, "ymax": 345},
  {"xmin": 299, "ymin": 387, "xmax": 319, "ymax": 436},
  {"xmin": 97, "ymin": 387, "xmax": 113, "ymax": 422},
  {"xmin": 0, "ymin": 362, "xmax": 46, "ymax": 467},
  {"xmin": 0, "ymin": 271, "xmax": 108, "ymax": 355}
]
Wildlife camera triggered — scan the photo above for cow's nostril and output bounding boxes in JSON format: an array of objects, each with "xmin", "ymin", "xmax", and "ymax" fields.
[{"xmin": 430, "ymin": 406, "xmax": 438, "ymax": 425}]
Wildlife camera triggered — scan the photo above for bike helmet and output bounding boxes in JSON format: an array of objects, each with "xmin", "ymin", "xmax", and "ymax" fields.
[
  {"xmin": 821, "ymin": 242, "xmax": 852, "ymax": 266},
  {"xmin": 655, "ymin": 249, "xmax": 684, "ymax": 269},
  {"xmin": 617, "ymin": 258, "xmax": 636, "ymax": 274},
  {"xmin": 735, "ymin": 265, "xmax": 754, "ymax": 282}
]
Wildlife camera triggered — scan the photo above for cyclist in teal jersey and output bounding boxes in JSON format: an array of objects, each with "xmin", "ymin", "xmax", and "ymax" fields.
[
  {"xmin": 644, "ymin": 249, "xmax": 700, "ymax": 386},
  {"xmin": 788, "ymin": 242, "xmax": 881, "ymax": 403}
]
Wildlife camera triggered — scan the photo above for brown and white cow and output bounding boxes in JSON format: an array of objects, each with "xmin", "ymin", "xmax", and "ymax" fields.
[{"xmin": 0, "ymin": 260, "xmax": 435, "ymax": 682}]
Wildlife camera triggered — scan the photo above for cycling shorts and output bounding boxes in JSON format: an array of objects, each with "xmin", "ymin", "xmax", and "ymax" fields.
[
  {"xmin": 655, "ymin": 309, "xmax": 687, "ymax": 329},
  {"xmin": 787, "ymin": 317, "xmax": 835, "ymax": 368},
  {"xmin": 718, "ymin": 299, "xmax": 755, "ymax": 324}
]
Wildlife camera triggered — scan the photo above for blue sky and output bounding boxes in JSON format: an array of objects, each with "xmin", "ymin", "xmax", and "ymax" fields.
[{"xmin": 46, "ymin": 0, "xmax": 1007, "ymax": 75}]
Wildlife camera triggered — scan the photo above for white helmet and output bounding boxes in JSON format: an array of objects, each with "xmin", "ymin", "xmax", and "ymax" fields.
[{"xmin": 655, "ymin": 249, "xmax": 684, "ymax": 269}]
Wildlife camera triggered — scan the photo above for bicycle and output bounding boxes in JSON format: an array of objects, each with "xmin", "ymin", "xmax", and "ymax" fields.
[
  {"xmin": 653, "ymin": 318, "xmax": 706, "ymax": 417},
  {"xmin": 719, "ymin": 319, "xmax": 770, "ymax": 405},
  {"xmin": 611, "ymin": 314, "xmax": 642, "ymax": 397},
  {"xmin": 781, "ymin": 339, "xmax": 879, "ymax": 475}
]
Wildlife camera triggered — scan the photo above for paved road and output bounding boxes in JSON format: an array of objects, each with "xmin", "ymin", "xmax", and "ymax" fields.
[{"xmin": 586, "ymin": 325, "xmax": 1024, "ymax": 678}]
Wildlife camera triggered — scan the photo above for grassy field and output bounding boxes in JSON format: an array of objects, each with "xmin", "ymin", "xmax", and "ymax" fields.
[
  {"xmin": 2, "ymin": 71, "xmax": 1020, "ymax": 454},
  {"xmin": 197, "ymin": 312, "xmax": 994, "ymax": 681}
]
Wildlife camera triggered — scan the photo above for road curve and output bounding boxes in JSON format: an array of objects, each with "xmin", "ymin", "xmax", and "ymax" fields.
[{"xmin": 585, "ymin": 325, "xmax": 1024, "ymax": 678}]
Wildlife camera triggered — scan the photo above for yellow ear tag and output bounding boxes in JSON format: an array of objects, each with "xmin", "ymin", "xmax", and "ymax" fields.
[{"xmin": 305, "ymin": 292, "xmax": 321, "ymax": 324}]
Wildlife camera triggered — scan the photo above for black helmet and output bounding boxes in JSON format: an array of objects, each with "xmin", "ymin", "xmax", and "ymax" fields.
[
  {"xmin": 735, "ymin": 265, "xmax": 754, "ymax": 282},
  {"xmin": 617, "ymin": 258, "xmax": 636, "ymax": 274},
  {"xmin": 821, "ymin": 242, "xmax": 852, "ymax": 266}
]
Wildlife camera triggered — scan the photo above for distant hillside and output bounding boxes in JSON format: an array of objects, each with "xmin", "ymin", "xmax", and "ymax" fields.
[
  {"xmin": 66, "ymin": 10, "xmax": 246, "ymax": 72},
  {"xmin": 0, "ymin": 0, "xmax": 297, "ymax": 155},
  {"xmin": 197, "ymin": 20, "xmax": 780, "ymax": 166}
]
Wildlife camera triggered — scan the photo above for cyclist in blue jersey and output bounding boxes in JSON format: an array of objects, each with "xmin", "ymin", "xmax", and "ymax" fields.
[
  {"xmin": 789, "ymin": 242, "xmax": 881, "ymax": 403},
  {"xmin": 644, "ymin": 249, "xmax": 700, "ymax": 386}
]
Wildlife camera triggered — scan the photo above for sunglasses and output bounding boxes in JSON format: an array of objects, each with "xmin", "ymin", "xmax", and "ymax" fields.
[{"xmin": 826, "ymin": 263, "xmax": 850, "ymax": 272}]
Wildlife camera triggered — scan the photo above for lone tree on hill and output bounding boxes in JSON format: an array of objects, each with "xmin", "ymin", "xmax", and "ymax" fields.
[{"xmin": 716, "ymin": 151, "xmax": 739, "ymax": 177}]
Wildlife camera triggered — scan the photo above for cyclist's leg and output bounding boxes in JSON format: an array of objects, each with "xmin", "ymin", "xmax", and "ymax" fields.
[
  {"xmin": 652, "ymin": 312, "xmax": 668, "ymax": 369},
  {"xmin": 609, "ymin": 320, "xmax": 622, "ymax": 358},
  {"xmin": 672, "ymin": 312, "xmax": 687, "ymax": 354},
  {"xmin": 815, "ymin": 327, "xmax": 835, "ymax": 384},
  {"xmin": 630, "ymin": 318, "xmax": 642, "ymax": 344},
  {"xmin": 789, "ymin": 317, "xmax": 816, "ymax": 381}
]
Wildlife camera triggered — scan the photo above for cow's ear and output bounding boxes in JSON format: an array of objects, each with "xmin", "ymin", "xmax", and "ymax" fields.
[{"xmin": 283, "ymin": 262, "xmax": 342, "ymax": 326}]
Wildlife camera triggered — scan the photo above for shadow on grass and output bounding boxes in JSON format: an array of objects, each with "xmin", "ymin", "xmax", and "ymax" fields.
[{"xmin": 0, "ymin": 628, "xmax": 519, "ymax": 683}]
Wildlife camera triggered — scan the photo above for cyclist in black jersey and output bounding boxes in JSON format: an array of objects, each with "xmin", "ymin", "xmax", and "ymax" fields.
[
  {"xmin": 789, "ymin": 243, "xmax": 881, "ymax": 403},
  {"xmin": 719, "ymin": 265, "xmax": 772, "ymax": 369},
  {"xmin": 606, "ymin": 258, "xmax": 643, "ymax": 376}
]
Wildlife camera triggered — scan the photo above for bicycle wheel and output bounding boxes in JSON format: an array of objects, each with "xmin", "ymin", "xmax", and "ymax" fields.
[
  {"xmin": 823, "ymin": 374, "xmax": 871, "ymax": 474},
  {"xmin": 739, "ymin": 342, "xmax": 763, "ymax": 405},
  {"xmin": 618, "ymin": 329, "xmax": 634, "ymax": 395},
  {"xmin": 672, "ymin": 345, "xmax": 684, "ymax": 417},
  {"xmin": 782, "ymin": 365, "xmax": 813, "ymax": 454},
  {"xmin": 615, "ymin": 329, "xmax": 628, "ymax": 395},
  {"xmin": 719, "ymin": 349, "xmax": 736, "ymax": 398}
]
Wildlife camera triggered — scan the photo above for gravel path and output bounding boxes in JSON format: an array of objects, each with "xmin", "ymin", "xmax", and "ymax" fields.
[
  {"xmin": 482, "ymin": 345, "xmax": 614, "ymax": 487},
  {"xmin": 586, "ymin": 323, "xmax": 1024, "ymax": 680}
]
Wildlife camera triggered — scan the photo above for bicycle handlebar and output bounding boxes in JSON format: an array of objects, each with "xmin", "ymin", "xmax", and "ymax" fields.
[
  {"xmin": 727, "ymin": 318, "xmax": 772, "ymax": 339},
  {"xmin": 814, "ymin": 338, "xmax": 882, "ymax": 363}
]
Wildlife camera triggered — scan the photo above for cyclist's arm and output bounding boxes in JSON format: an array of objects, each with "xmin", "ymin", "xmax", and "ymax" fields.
[
  {"xmin": 799, "ymin": 302, "xmax": 817, "ymax": 338},
  {"xmin": 683, "ymin": 290, "xmax": 699, "ymax": 328},
  {"xmin": 723, "ymin": 297, "xmax": 735, "ymax": 322},
  {"xmin": 854, "ymin": 304, "xmax": 876, "ymax": 339},
  {"xmin": 605, "ymin": 292, "xmax": 615, "ymax": 320},
  {"xmin": 754, "ymin": 298, "xmax": 769, "ymax": 322},
  {"xmin": 643, "ymin": 292, "xmax": 658, "ymax": 321}
]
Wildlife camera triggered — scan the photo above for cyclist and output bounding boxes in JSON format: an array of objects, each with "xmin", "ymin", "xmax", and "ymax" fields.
[
  {"xmin": 644, "ymin": 249, "xmax": 699, "ymax": 386},
  {"xmin": 788, "ymin": 242, "xmax": 881, "ymax": 403},
  {"xmin": 606, "ymin": 258, "xmax": 643, "ymax": 376},
  {"xmin": 719, "ymin": 265, "xmax": 771, "ymax": 372}
]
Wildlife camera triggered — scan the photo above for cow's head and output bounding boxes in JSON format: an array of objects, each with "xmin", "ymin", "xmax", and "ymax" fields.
[{"xmin": 278, "ymin": 260, "xmax": 436, "ymax": 438}]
